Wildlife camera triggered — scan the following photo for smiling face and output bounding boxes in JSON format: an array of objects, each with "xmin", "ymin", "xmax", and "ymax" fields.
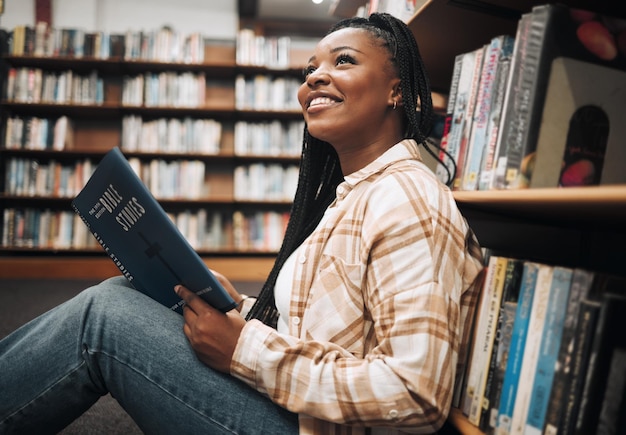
[{"xmin": 297, "ymin": 27, "xmax": 404, "ymax": 172}]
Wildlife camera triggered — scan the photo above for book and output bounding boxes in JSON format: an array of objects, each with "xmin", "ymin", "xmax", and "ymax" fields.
[
  {"xmin": 441, "ymin": 47, "xmax": 484, "ymax": 190},
  {"xmin": 541, "ymin": 268, "xmax": 595, "ymax": 435},
  {"xmin": 436, "ymin": 53, "xmax": 464, "ymax": 185},
  {"xmin": 71, "ymin": 147, "xmax": 237, "ymax": 315},
  {"xmin": 460, "ymin": 35, "xmax": 514, "ymax": 191},
  {"xmin": 490, "ymin": 13, "xmax": 532, "ymax": 190},
  {"xmin": 557, "ymin": 298, "xmax": 602, "ymax": 435},
  {"xmin": 575, "ymin": 290, "xmax": 626, "ymax": 433},
  {"xmin": 524, "ymin": 266, "xmax": 574, "ymax": 435},
  {"xmin": 529, "ymin": 57, "xmax": 626, "ymax": 187},
  {"xmin": 496, "ymin": 261, "xmax": 540, "ymax": 435},
  {"xmin": 462, "ymin": 255, "xmax": 507, "ymax": 423},
  {"xmin": 452, "ymin": 45, "xmax": 485, "ymax": 190},
  {"xmin": 509, "ymin": 264, "xmax": 554, "ymax": 435},
  {"xmin": 494, "ymin": 4, "xmax": 626, "ymax": 189},
  {"xmin": 481, "ymin": 257, "xmax": 524, "ymax": 433}
]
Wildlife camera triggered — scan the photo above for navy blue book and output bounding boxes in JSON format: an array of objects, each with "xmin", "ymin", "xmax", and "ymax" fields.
[{"xmin": 71, "ymin": 147, "xmax": 237, "ymax": 314}]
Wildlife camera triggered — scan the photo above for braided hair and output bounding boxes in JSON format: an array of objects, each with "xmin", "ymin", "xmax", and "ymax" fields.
[{"xmin": 246, "ymin": 12, "xmax": 451, "ymax": 326}]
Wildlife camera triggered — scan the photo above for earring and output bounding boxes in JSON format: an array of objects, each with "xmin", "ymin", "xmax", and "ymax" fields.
[{"xmin": 392, "ymin": 100, "xmax": 397, "ymax": 110}]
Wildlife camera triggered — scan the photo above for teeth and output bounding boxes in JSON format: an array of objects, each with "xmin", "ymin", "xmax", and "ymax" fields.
[{"xmin": 309, "ymin": 97, "xmax": 335, "ymax": 107}]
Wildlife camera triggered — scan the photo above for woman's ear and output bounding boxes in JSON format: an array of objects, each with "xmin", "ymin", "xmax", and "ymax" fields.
[{"xmin": 389, "ymin": 80, "xmax": 403, "ymax": 108}]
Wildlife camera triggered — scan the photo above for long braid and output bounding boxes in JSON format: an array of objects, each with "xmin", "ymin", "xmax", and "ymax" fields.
[{"xmin": 246, "ymin": 12, "xmax": 448, "ymax": 327}]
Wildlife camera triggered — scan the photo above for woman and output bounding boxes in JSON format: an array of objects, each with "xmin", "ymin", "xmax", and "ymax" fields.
[{"xmin": 0, "ymin": 13, "xmax": 483, "ymax": 434}]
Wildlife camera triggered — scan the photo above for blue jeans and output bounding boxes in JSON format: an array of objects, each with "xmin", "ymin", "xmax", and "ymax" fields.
[{"xmin": 0, "ymin": 276, "xmax": 299, "ymax": 434}]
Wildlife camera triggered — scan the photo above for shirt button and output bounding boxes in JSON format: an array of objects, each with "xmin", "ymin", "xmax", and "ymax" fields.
[
  {"xmin": 298, "ymin": 255, "xmax": 306, "ymax": 263},
  {"xmin": 292, "ymin": 317, "xmax": 301, "ymax": 325},
  {"xmin": 388, "ymin": 409, "xmax": 399, "ymax": 419}
]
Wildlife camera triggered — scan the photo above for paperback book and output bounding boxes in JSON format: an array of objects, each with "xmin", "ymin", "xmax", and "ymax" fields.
[{"xmin": 72, "ymin": 147, "xmax": 237, "ymax": 315}]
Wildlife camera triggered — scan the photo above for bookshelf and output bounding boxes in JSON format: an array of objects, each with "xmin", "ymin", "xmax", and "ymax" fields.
[
  {"xmin": 0, "ymin": 32, "xmax": 306, "ymax": 281},
  {"xmin": 332, "ymin": 0, "xmax": 626, "ymax": 432}
]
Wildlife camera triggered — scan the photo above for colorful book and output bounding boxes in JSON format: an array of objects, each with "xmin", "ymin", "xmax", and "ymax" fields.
[
  {"xmin": 496, "ymin": 261, "xmax": 540, "ymax": 435},
  {"xmin": 524, "ymin": 266, "xmax": 574, "ymax": 435},
  {"xmin": 460, "ymin": 35, "xmax": 514, "ymax": 191},
  {"xmin": 494, "ymin": 4, "xmax": 626, "ymax": 189},
  {"xmin": 541, "ymin": 268, "xmax": 595, "ymax": 435},
  {"xmin": 71, "ymin": 147, "xmax": 237, "ymax": 315}
]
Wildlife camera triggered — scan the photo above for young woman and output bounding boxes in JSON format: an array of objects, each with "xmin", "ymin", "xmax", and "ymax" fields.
[{"xmin": 0, "ymin": 13, "xmax": 483, "ymax": 434}]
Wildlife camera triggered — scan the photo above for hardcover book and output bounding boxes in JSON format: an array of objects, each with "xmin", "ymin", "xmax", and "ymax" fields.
[{"xmin": 71, "ymin": 147, "xmax": 237, "ymax": 315}]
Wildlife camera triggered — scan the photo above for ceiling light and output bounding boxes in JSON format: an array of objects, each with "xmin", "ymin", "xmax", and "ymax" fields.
[{"xmin": 312, "ymin": 0, "xmax": 323, "ymax": 4}]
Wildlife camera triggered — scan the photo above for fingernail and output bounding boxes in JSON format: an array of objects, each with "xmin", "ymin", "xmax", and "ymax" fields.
[{"xmin": 174, "ymin": 285, "xmax": 181, "ymax": 295}]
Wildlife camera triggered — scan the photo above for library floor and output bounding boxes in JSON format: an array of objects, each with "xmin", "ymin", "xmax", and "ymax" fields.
[{"xmin": 0, "ymin": 278, "xmax": 263, "ymax": 434}]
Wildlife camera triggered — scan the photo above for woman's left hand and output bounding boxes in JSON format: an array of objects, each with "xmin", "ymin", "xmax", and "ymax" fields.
[{"xmin": 175, "ymin": 285, "xmax": 246, "ymax": 373}]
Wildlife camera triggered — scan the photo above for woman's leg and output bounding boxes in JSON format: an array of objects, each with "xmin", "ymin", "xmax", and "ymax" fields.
[{"xmin": 0, "ymin": 276, "xmax": 298, "ymax": 434}]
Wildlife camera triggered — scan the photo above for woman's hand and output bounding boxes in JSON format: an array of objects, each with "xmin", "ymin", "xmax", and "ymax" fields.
[
  {"xmin": 210, "ymin": 269, "xmax": 248, "ymax": 312},
  {"xmin": 175, "ymin": 285, "xmax": 246, "ymax": 373}
]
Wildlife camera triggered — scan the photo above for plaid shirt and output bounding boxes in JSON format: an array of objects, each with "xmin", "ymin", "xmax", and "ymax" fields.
[{"xmin": 231, "ymin": 139, "xmax": 484, "ymax": 434}]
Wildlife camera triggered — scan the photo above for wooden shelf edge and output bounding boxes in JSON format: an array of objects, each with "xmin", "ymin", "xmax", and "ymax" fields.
[{"xmin": 0, "ymin": 256, "xmax": 274, "ymax": 281}]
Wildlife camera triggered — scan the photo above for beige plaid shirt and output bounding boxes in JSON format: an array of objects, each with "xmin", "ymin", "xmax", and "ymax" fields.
[{"xmin": 231, "ymin": 139, "xmax": 484, "ymax": 434}]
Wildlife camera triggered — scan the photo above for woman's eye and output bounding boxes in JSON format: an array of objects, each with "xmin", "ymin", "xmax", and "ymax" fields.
[
  {"xmin": 336, "ymin": 54, "xmax": 355, "ymax": 65},
  {"xmin": 302, "ymin": 65, "xmax": 316, "ymax": 79}
]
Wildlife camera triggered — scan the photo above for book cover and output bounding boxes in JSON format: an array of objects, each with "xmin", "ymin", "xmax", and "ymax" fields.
[
  {"xmin": 496, "ymin": 4, "xmax": 626, "ymax": 189},
  {"xmin": 524, "ymin": 266, "xmax": 574, "ymax": 435},
  {"xmin": 575, "ymin": 291, "xmax": 626, "ymax": 433},
  {"xmin": 71, "ymin": 147, "xmax": 237, "ymax": 315},
  {"xmin": 529, "ymin": 57, "xmax": 626, "ymax": 188},
  {"xmin": 482, "ymin": 258, "xmax": 524, "ymax": 433},
  {"xmin": 496, "ymin": 261, "xmax": 539, "ymax": 435},
  {"xmin": 461, "ymin": 35, "xmax": 514, "ymax": 192},
  {"xmin": 541, "ymin": 268, "xmax": 595, "ymax": 435},
  {"xmin": 509, "ymin": 264, "xmax": 554, "ymax": 435}
]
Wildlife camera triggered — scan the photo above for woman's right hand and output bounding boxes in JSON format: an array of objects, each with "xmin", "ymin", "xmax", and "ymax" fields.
[{"xmin": 210, "ymin": 269, "xmax": 247, "ymax": 312}]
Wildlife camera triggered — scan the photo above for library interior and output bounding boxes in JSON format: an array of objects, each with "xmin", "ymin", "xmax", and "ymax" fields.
[{"xmin": 1, "ymin": 0, "xmax": 625, "ymax": 434}]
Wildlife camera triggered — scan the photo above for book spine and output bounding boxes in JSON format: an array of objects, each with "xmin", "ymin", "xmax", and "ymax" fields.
[
  {"xmin": 509, "ymin": 265, "xmax": 554, "ymax": 435},
  {"xmin": 468, "ymin": 256, "xmax": 508, "ymax": 425},
  {"xmin": 436, "ymin": 53, "xmax": 464, "ymax": 185},
  {"xmin": 496, "ymin": 261, "xmax": 539, "ymax": 435},
  {"xmin": 481, "ymin": 258, "xmax": 524, "ymax": 432},
  {"xmin": 524, "ymin": 266, "xmax": 573, "ymax": 434},
  {"xmin": 490, "ymin": 13, "xmax": 531, "ymax": 190},
  {"xmin": 558, "ymin": 299, "xmax": 602, "ymax": 435},
  {"xmin": 575, "ymin": 293, "xmax": 626, "ymax": 434},
  {"xmin": 452, "ymin": 45, "xmax": 485, "ymax": 190},
  {"xmin": 460, "ymin": 36, "xmax": 504, "ymax": 191},
  {"xmin": 541, "ymin": 269, "xmax": 595, "ymax": 434}
]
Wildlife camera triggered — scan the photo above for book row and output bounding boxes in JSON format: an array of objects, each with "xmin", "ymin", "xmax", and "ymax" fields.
[
  {"xmin": 3, "ymin": 156, "xmax": 301, "ymax": 202},
  {"xmin": 233, "ymin": 163, "xmax": 299, "ymax": 201},
  {"xmin": 5, "ymin": 67, "xmax": 105, "ymax": 105},
  {"xmin": 4, "ymin": 115, "xmax": 72, "ymax": 151},
  {"xmin": 7, "ymin": 23, "xmax": 207, "ymax": 63},
  {"xmin": 1, "ymin": 207, "xmax": 289, "ymax": 253},
  {"xmin": 437, "ymin": 4, "xmax": 626, "ymax": 190},
  {"xmin": 121, "ymin": 115, "xmax": 222, "ymax": 155},
  {"xmin": 121, "ymin": 71, "xmax": 206, "ymax": 108},
  {"xmin": 457, "ymin": 254, "xmax": 626, "ymax": 435},
  {"xmin": 236, "ymin": 28, "xmax": 291, "ymax": 69},
  {"xmin": 233, "ymin": 120, "xmax": 303, "ymax": 157},
  {"xmin": 235, "ymin": 74, "xmax": 301, "ymax": 111}
]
